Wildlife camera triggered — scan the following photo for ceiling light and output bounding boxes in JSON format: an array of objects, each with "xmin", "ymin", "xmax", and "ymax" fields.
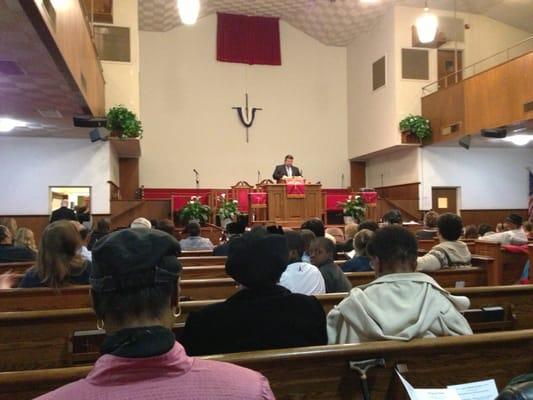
[
  {"xmin": 501, "ymin": 134, "xmax": 533, "ymax": 146},
  {"xmin": 177, "ymin": 0, "xmax": 200, "ymax": 25},
  {"xmin": 415, "ymin": 1, "xmax": 438, "ymax": 43},
  {"xmin": 0, "ymin": 118, "xmax": 27, "ymax": 132}
]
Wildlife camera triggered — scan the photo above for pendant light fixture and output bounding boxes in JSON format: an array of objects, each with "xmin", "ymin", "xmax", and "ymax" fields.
[
  {"xmin": 415, "ymin": 0, "xmax": 438, "ymax": 43},
  {"xmin": 177, "ymin": 0, "xmax": 200, "ymax": 25}
]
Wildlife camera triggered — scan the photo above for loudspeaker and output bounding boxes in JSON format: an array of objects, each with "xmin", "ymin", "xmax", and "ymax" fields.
[
  {"xmin": 89, "ymin": 127, "xmax": 110, "ymax": 142},
  {"xmin": 458, "ymin": 135, "xmax": 471, "ymax": 150},
  {"xmin": 74, "ymin": 115, "xmax": 107, "ymax": 128},
  {"xmin": 481, "ymin": 128, "xmax": 507, "ymax": 139}
]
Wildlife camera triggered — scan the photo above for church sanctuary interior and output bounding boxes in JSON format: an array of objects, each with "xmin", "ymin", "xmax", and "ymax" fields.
[{"xmin": 1, "ymin": 0, "xmax": 533, "ymax": 398}]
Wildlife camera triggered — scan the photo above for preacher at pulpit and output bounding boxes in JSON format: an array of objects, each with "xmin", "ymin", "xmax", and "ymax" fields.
[{"xmin": 272, "ymin": 155, "xmax": 302, "ymax": 181}]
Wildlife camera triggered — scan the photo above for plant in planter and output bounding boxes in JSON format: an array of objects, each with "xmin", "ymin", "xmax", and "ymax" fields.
[
  {"xmin": 106, "ymin": 105, "xmax": 143, "ymax": 139},
  {"xmin": 178, "ymin": 196, "xmax": 211, "ymax": 225},
  {"xmin": 337, "ymin": 195, "xmax": 366, "ymax": 224},
  {"xmin": 217, "ymin": 193, "xmax": 240, "ymax": 228},
  {"xmin": 399, "ymin": 114, "xmax": 432, "ymax": 142}
]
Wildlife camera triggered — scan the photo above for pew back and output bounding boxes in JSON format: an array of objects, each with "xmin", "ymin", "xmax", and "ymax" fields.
[
  {"xmin": 0, "ymin": 330, "xmax": 531, "ymax": 400},
  {"xmin": 0, "ymin": 285, "xmax": 531, "ymax": 372}
]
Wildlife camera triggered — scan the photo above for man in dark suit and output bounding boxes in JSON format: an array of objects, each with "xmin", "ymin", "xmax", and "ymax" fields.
[
  {"xmin": 50, "ymin": 199, "xmax": 77, "ymax": 223},
  {"xmin": 272, "ymin": 154, "xmax": 302, "ymax": 181}
]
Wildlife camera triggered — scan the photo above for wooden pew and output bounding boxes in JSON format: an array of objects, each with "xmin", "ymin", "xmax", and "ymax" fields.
[
  {"xmin": 180, "ymin": 250, "xmax": 214, "ymax": 257},
  {"xmin": 346, "ymin": 267, "xmax": 487, "ymax": 288},
  {"xmin": 0, "ymin": 263, "xmax": 493, "ymax": 312},
  {"xmin": 474, "ymin": 240, "xmax": 528, "ymax": 285},
  {"xmin": 0, "ymin": 330, "xmax": 531, "ymax": 400},
  {"xmin": 181, "ymin": 266, "xmax": 227, "ymax": 279},
  {"xmin": 417, "ymin": 239, "xmax": 438, "ymax": 251},
  {"xmin": 0, "ymin": 261, "xmax": 33, "ymax": 275},
  {"xmin": 178, "ymin": 256, "xmax": 226, "ymax": 266},
  {"xmin": 0, "ymin": 284, "xmax": 531, "ymax": 372}
]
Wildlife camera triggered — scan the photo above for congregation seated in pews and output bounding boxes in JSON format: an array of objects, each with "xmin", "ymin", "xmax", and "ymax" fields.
[{"xmin": 0, "ymin": 212, "xmax": 532, "ymax": 399}]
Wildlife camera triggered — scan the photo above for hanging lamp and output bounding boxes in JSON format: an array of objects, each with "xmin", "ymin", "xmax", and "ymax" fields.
[
  {"xmin": 177, "ymin": 0, "xmax": 200, "ymax": 25},
  {"xmin": 415, "ymin": 0, "xmax": 438, "ymax": 43}
]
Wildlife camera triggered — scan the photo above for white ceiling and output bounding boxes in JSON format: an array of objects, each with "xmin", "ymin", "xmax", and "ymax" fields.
[
  {"xmin": 138, "ymin": 0, "xmax": 533, "ymax": 46},
  {"xmin": 0, "ymin": 0, "xmax": 93, "ymax": 138}
]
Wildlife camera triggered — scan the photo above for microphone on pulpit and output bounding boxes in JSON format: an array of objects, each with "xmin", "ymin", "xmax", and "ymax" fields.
[
  {"xmin": 257, "ymin": 170, "xmax": 261, "ymax": 183},
  {"xmin": 193, "ymin": 169, "xmax": 200, "ymax": 191},
  {"xmin": 300, "ymin": 168, "xmax": 304, "ymax": 177}
]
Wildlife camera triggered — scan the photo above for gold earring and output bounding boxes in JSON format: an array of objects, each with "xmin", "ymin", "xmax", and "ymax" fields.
[
  {"xmin": 96, "ymin": 319, "xmax": 105, "ymax": 331},
  {"xmin": 173, "ymin": 305, "xmax": 181, "ymax": 318}
]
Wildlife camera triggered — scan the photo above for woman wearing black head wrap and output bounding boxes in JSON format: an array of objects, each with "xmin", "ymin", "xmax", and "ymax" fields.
[{"xmin": 181, "ymin": 232, "xmax": 327, "ymax": 356}]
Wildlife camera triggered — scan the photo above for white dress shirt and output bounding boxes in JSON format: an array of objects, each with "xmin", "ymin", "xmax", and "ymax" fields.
[{"xmin": 286, "ymin": 166, "xmax": 292, "ymax": 177}]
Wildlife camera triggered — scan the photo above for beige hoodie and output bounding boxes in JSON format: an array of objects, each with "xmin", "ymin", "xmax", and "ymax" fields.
[
  {"xmin": 417, "ymin": 240, "xmax": 472, "ymax": 272},
  {"xmin": 327, "ymin": 272, "xmax": 473, "ymax": 344}
]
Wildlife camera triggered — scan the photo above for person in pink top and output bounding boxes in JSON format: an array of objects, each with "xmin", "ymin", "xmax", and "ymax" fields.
[{"xmin": 36, "ymin": 228, "xmax": 274, "ymax": 400}]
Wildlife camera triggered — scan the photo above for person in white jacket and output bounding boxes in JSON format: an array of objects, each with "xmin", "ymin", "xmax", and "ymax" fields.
[
  {"xmin": 478, "ymin": 214, "xmax": 527, "ymax": 245},
  {"xmin": 417, "ymin": 213, "xmax": 471, "ymax": 272},
  {"xmin": 327, "ymin": 226, "xmax": 473, "ymax": 345}
]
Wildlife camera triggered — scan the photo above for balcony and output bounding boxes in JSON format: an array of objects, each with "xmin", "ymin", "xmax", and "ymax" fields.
[{"xmin": 421, "ymin": 37, "xmax": 533, "ymax": 145}]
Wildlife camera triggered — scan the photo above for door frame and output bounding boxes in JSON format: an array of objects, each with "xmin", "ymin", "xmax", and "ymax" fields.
[{"xmin": 431, "ymin": 186, "xmax": 461, "ymax": 215}]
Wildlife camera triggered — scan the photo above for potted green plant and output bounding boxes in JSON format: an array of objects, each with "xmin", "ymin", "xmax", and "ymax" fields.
[
  {"xmin": 178, "ymin": 196, "xmax": 211, "ymax": 225},
  {"xmin": 399, "ymin": 114, "xmax": 432, "ymax": 143},
  {"xmin": 337, "ymin": 195, "xmax": 366, "ymax": 224},
  {"xmin": 106, "ymin": 105, "xmax": 143, "ymax": 139},
  {"xmin": 217, "ymin": 193, "xmax": 240, "ymax": 228}
]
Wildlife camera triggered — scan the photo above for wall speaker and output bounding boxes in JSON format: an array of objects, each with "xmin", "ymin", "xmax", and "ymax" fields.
[
  {"xmin": 458, "ymin": 135, "xmax": 471, "ymax": 150},
  {"xmin": 481, "ymin": 128, "xmax": 507, "ymax": 139},
  {"xmin": 89, "ymin": 127, "xmax": 110, "ymax": 142}
]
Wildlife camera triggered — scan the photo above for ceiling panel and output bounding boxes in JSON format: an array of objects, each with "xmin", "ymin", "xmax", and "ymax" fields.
[{"xmin": 138, "ymin": 0, "xmax": 533, "ymax": 46}]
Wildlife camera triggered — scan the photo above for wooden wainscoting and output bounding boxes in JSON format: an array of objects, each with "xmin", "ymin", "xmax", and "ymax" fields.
[
  {"xmin": 0, "ymin": 215, "xmax": 111, "ymax": 244},
  {"xmin": 461, "ymin": 209, "xmax": 529, "ymax": 228},
  {"xmin": 374, "ymin": 182, "xmax": 421, "ymax": 221}
]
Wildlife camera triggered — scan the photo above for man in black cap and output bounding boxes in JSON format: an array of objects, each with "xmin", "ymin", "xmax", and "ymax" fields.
[
  {"xmin": 479, "ymin": 213, "xmax": 527, "ymax": 245},
  {"xmin": 181, "ymin": 232, "xmax": 327, "ymax": 356},
  {"xmin": 37, "ymin": 228, "xmax": 275, "ymax": 399}
]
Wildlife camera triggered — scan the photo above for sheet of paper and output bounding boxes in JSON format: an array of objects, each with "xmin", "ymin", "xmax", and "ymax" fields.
[
  {"xmin": 447, "ymin": 379, "xmax": 498, "ymax": 400},
  {"xmin": 396, "ymin": 371, "xmax": 461, "ymax": 400},
  {"xmin": 438, "ymin": 197, "xmax": 448, "ymax": 209}
]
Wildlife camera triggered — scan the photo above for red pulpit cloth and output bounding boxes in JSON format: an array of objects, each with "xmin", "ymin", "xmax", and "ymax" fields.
[
  {"xmin": 358, "ymin": 192, "xmax": 378, "ymax": 207},
  {"xmin": 285, "ymin": 178, "xmax": 305, "ymax": 199},
  {"xmin": 250, "ymin": 192, "xmax": 267, "ymax": 205}
]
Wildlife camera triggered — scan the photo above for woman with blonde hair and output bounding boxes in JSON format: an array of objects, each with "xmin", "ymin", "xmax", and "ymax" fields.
[
  {"xmin": 14, "ymin": 227, "xmax": 38, "ymax": 254},
  {"xmin": 19, "ymin": 220, "xmax": 91, "ymax": 288}
]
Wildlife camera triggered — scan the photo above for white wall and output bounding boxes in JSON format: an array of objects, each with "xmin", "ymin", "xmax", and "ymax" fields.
[
  {"xmin": 347, "ymin": 8, "xmax": 397, "ymax": 159},
  {"xmin": 0, "ymin": 138, "xmax": 112, "ymax": 215},
  {"xmin": 419, "ymin": 147, "xmax": 533, "ymax": 210},
  {"xmin": 394, "ymin": 6, "xmax": 530, "ymax": 123},
  {"xmin": 139, "ymin": 14, "xmax": 349, "ymax": 188},
  {"xmin": 101, "ymin": 0, "xmax": 140, "ymax": 115},
  {"xmin": 366, "ymin": 147, "xmax": 420, "ymax": 188}
]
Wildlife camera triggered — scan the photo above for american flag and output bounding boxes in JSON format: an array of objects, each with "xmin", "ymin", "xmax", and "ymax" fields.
[{"xmin": 529, "ymin": 170, "xmax": 533, "ymax": 221}]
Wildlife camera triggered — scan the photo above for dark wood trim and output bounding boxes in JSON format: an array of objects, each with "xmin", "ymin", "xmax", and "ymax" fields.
[{"xmin": 373, "ymin": 182, "xmax": 420, "ymax": 190}]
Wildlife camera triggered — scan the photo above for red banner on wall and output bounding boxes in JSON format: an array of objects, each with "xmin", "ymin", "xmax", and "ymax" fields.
[{"xmin": 217, "ymin": 12, "xmax": 281, "ymax": 66}]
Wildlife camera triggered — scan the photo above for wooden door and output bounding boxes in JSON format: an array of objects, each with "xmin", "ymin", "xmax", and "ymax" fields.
[
  {"xmin": 438, "ymin": 50, "xmax": 463, "ymax": 89},
  {"xmin": 432, "ymin": 187, "xmax": 458, "ymax": 214}
]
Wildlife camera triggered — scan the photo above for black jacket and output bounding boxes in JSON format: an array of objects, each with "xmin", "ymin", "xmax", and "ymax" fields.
[
  {"xmin": 181, "ymin": 285, "xmax": 327, "ymax": 356},
  {"xmin": 0, "ymin": 244, "xmax": 36, "ymax": 262},
  {"xmin": 50, "ymin": 206, "xmax": 77, "ymax": 223},
  {"xmin": 213, "ymin": 242, "xmax": 230, "ymax": 256},
  {"xmin": 272, "ymin": 164, "xmax": 302, "ymax": 181}
]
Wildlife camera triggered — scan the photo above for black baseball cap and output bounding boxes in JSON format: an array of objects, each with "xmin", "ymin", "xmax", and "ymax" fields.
[{"xmin": 90, "ymin": 228, "xmax": 182, "ymax": 293}]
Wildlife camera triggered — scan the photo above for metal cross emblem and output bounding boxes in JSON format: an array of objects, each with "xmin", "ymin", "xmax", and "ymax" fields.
[{"xmin": 232, "ymin": 92, "xmax": 262, "ymax": 143}]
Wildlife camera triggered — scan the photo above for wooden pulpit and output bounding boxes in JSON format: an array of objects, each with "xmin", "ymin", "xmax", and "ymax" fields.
[{"xmin": 260, "ymin": 182, "xmax": 322, "ymax": 222}]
